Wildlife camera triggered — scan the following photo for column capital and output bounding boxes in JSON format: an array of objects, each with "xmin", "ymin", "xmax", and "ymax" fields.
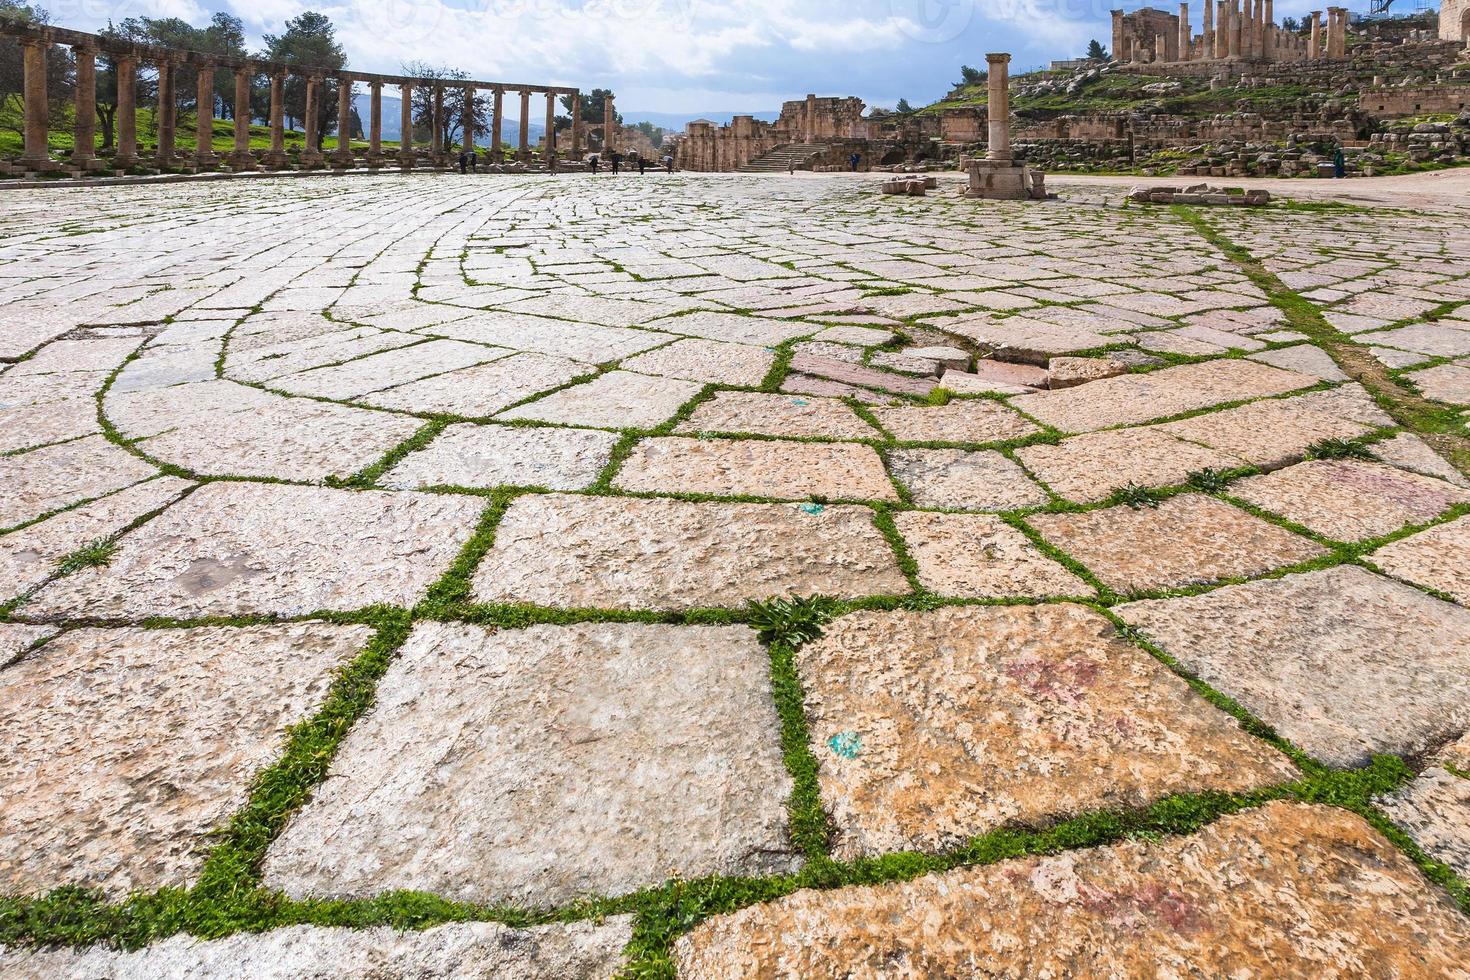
[{"xmin": 985, "ymin": 52, "xmax": 1011, "ymax": 65}]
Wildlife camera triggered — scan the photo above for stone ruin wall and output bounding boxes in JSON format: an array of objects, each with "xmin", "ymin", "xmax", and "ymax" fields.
[{"xmin": 1443, "ymin": 0, "xmax": 1470, "ymax": 43}]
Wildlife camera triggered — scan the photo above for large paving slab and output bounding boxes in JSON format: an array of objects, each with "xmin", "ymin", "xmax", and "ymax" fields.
[
  {"xmin": 264, "ymin": 622, "xmax": 797, "ymax": 904},
  {"xmin": 0, "ymin": 477, "xmax": 194, "ymax": 600},
  {"xmin": 620, "ymin": 338, "xmax": 775, "ymax": 385},
  {"xmin": 0, "ymin": 435, "xmax": 157, "ymax": 529},
  {"xmin": 893, "ymin": 511, "xmax": 1093, "ymax": 599},
  {"xmin": 1029, "ymin": 493, "xmax": 1327, "ymax": 593},
  {"xmin": 0, "ymin": 917, "xmax": 633, "ymax": 979},
  {"xmin": 887, "ymin": 448, "xmax": 1050, "ymax": 510},
  {"xmin": 870, "ymin": 400, "xmax": 1040, "ymax": 443},
  {"xmin": 26, "ymin": 483, "xmax": 484, "ymax": 619},
  {"xmin": 496, "ymin": 370, "xmax": 702, "ymax": 428},
  {"xmin": 1016, "ymin": 426, "xmax": 1244, "ymax": 503},
  {"xmin": 1009, "ymin": 360, "xmax": 1317, "ymax": 432},
  {"xmin": 1405, "ymin": 362, "xmax": 1470, "ymax": 405},
  {"xmin": 472, "ymin": 494, "xmax": 907, "ymax": 609},
  {"xmin": 1155, "ymin": 390, "xmax": 1380, "ymax": 468},
  {"xmin": 0, "ymin": 624, "xmax": 55, "ymax": 665},
  {"xmin": 675, "ymin": 802, "xmax": 1470, "ymax": 977},
  {"xmin": 1117, "ymin": 566, "xmax": 1470, "ymax": 767},
  {"xmin": 1231, "ymin": 459, "xmax": 1470, "ymax": 541},
  {"xmin": 612, "ymin": 436, "xmax": 897, "ymax": 501},
  {"xmin": 381, "ymin": 423, "xmax": 618, "ymax": 491},
  {"xmin": 1378, "ymin": 768, "xmax": 1470, "ymax": 878},
  {"xmin": 797, "ymin": 605, "xmax": 1296, "ymax": 859},
  {"xmin": 0, "ymin": 623, "xmax": 371, "ymax": 897},
  {"xmin": 270, "ymin": 339, "xmax": 503, "ymax": 400},
  {"xmin": 360, "ymin": 351, "xmax": 590, "ymax": 416},
  {"xmin": 1369, "ymin": 514, "xmax": 1470, "ymax": 603},
  {"xmin": 675, "ymin": 391, "xmax": 880, "ymax": 440}
]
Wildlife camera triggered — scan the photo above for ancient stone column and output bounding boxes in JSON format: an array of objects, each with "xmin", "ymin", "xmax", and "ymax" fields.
[
  {"xmin": 493, "ymin": 86, "xmax": 505, "ymax": 159},
  {"xmin": 230, "ymin": 66, "xmax": 257, "ymax": 170},
  {"xmin": 544, "ymin": 91, "xmax": 556, "ymax": 162},
  {"xmin": 115, "ymin": 56, "xmax": 138, "ymax": 169},
  {"xmin": 519, "ymin": 89, "xmax": 531, "ymax": 160},
  {"xmin": 265, "ymin": 72, "xmax": 288, "ymax": 169},
  {"xmin": 603, "ymin": 95, "xmax": 616, "ymax": 153},
  {"xmin": 18, "ymin": 38, "xmax": 51, "ymax": 170},
  {"xmin": 1308, "ymin": 10, "xmax": 1322, "ymax": 58},
  {"xmin": 1112, "ymin": 10, "xmax": 1126, "ymax": 61},
  {"xmin": 367, "ymin": 81, "xmax": 383, "ymax": 166},
  {"xmin": 1215, "ymin": 1, "xmax": 1229, "ymax": 57},
  {"xmin": 302, "ymin": 74, "xmax": 324, "ymax": 166},
  {"xmin": 1153, "ymin": 32, "xmax": 1166, "ymax": 62},
  {"xmin": 463, "ymin": 86, "xmax": 476, "ymax": 157},
  {"xmin": 72, "ymin": 44, "xmax": 97, "ymax": 168},
  {"xmin": 195, "ymin": 62, "xmax": 217, "ymax": 169},
  {"xmin": 1327, "ymin": 7, "xmax": 1346, "ymax": 59},
  {"xmin": 1204, "ymin": 0, "xmax": 1215, "ymax": 58},
  {"xmin": 986, "ymin": 52, "xmax": 1011, "ymax": 161},
  {"xmin": 570, "ymin": 90, "xmax": 581, "ymax": 158},
  {"xmin": 1179, "ymin": 5, "xmax": 1191, "ymax": 61},
  {"xmin": 1264, "ymin": 0, "xmax": 1276, "ymax": 59},
  {"xmin": 431, "ymin": 85, "xmax": 444, "ymax": 164},
  {"xmin": 398, "ymin": 82, "xmax": 414, "ymax": 169},
  {"xmin": 1241, "ymin": 0, "xmax": 1254, "ymax": 58},
  {"xmin": 333, "ymin": 75, "xmax": 354, "ymax": 168},
  {"xmin": 1228, "ymin": 0, "xmax": 1242, "ymax": 57},
  {"xmin": 156, "ymin": 58, "xmax": 177, "ymax": 169}
]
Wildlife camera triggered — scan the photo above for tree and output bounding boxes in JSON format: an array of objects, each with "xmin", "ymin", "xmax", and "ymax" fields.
[
  {"xmin": 261, "ymin": 11, "xmax": 346, "ymax": 141},
  {"xmin": 896, "ymin": 98, "xmax": 914, "ymax": 114},
  {"xmin": 1280, "ymin": 16, "xmax": 1302, "ymax": 32},
  {"xmin": 558, "ymin": 88, "xmax": 619, "ymax": 143},
  {"xmin": 1086, "ymin": 39, "xmax": 1108, "ymax": 60},
  {"xmin": 957, "ymin": 64, "xmax": 987, "ymax": 87},
  {"xmin": 634, "ymin": 120, "xmax": 665, "ymax": 145},
  {"xmin": 401, "ymin": 61, "xmax": 489, "ymax": 149}
]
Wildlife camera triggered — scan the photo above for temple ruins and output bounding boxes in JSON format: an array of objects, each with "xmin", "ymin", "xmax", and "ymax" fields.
[
  {"xmin": 0, "ymin": 19, "xmax": 604, "ymax": 177},
  {"xmin": 1110, "ymin": 2, "xmax": 1349, "ymax": 64}
]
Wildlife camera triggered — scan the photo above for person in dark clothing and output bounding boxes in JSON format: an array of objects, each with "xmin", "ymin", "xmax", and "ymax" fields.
[
  {"xmin": 1333, "ymin": 147, "xmax": 1346, "ymax": 179},
  {"xmin": 610, "ymin": 151, "xmax": 624, "ymax": 174},
  {"xmin": 637, "ymin": 154, "xmax": 646, "ymax": 175},
  {"xmin": 589, "ymin": 154, "xmax": 600, "ymax": 173},
  {"xmin": 469, "ymin": 152, "xmax": 478, "ymax": 173},
  {"xmin": 849, "ymin": 152, "xmax": 861, "ymax": 172},
  {"xmin": 663, "ymin": 154, "xmax": 674, "ymax": 173},
  {"xmin": 457, "ymin": 151, "xmax": 468, "ymax": 175}
]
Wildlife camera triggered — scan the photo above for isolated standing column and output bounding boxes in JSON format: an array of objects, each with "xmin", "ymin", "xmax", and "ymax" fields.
[
  {"xmin": 231, "ymin": 65, "xmax": 257, "ymax": 170},
  {"xmin": 986, "ymin": 52, "xmax": 1011, "ymax": 161},
  {"xmin": 115, "ymin": 55, "xmax": 138, "ymax": 168},
  {"xmin": 519, "ymin": 89, "xmax": 530, "ymax": 159},
  {"xmin": 155, "ymin": 58, "xmax": 177, "ymax": 168},
  {"xmin": 333, "ymin": 75, "xmax": 354, "ymax": 167},
  {"xmin": 399, "ymin": 82, "xmax": 414, "ymax": 168},
  {"xmin": 195, "ymin": 61, "xmax": 217, "ymax": 168}
]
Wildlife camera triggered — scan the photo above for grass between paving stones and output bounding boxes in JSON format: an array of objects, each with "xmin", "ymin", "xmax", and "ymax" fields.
[{"xmin": 1173, "ymin": 205, "xmax": 1470, "ymax": 478}]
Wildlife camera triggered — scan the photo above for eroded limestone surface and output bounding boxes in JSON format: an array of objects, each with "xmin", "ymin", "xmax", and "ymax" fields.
[
  {"xmin": 381, "ymin": 423, "xmax": 618, "ymax": 491},
  {"xmin": 0, "ymin": 435, "xmax": 157, "ymax": 529},
  {"xmin": 798, "ymin": 606, "xmax": 1296, "ymax": 859},
  {"xmin": 472, "ymin": 493, "xmax": 907, "ymax": 609},
  {"xmin": 894, "ymin": 511, "xmax": 1092, "ymax": 598},
  {"xmin": 0, "ymin": 917, "xmax": 634, "ymax": 979},
  {"xmin": 1369, "ymin": 514, "xmax": 1470, "ymax": 603},
  {"xmin": 1378, "ymin": 768, "xmax": 1470, "ymax": 878},
  {"xmin": 887, "ymin": 448, "xmax": 1050, "ymax": 510},
  {"xmin": 675, "ymin": 803, "xmax": 1470, "ymax": 978},
  {"xmin": 1232, "ymin": 459, "xmax": 1470, "ymax": 541},
  {"xmin": 613, "ymin": 437, "xmax": 897, "ymax": 501},
  {"xmin": 1118, "ymin": 566, "xmax": 1470, "ymax": 766},
  {"xmin": 0, "ymin": 623, "xmax": 371, "ymax": 896},
  {"xmin": 676, "ymin": 391, "xmax": 880, "ymax": 440},
  {"xmin": 497, "ymin": 370, "xmax": 701, "ymax": 428},
  {"xmin": 264, "ymin": 622, "xmax": 796, "ymax": 904}
]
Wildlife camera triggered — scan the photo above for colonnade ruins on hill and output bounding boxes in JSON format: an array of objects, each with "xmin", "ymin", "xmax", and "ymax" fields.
[
  {"xmin": 0, "ymin": 19, "xmax": 616, "ymax": 177},
  {"xmin": 1112, "ymin": 2, "xmax": 1349, "ymax": 64}
]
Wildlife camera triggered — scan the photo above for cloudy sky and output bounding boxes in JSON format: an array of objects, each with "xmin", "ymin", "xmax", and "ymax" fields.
[{"xmin": 52, "ymin": 0, "xmax": 1364, "ymax": 115}]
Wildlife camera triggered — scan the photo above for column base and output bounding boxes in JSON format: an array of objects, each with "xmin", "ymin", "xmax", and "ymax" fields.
[
  {"xmin": 260, "ymin": 151, "xmax": 291, "ymax": 170},
  {"xmin": 330, "ymin": 150, "xmax": 356, "ymax": 170},
  {"xmin": 17, "ymin": 155, "xmax": 59, "ymax": 172},
  {"xmin": 298, "ymin": 151, "xmax": 326, "ymax": 169},
  {"xmin": 194, "ymin": 155, "xmax": 219, "ymax": 172},
  {"xmin": 963, "ymin": 159, "xmax": 1047, "ymax": 201}
]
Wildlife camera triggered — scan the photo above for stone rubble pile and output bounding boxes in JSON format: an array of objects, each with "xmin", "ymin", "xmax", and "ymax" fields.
[
  {"xmin": 1128, "ymin": 183, "xmax": 1271, "ymax": 205},
  {"xmin": 881, "ymin": 175, "xmax": 939, "ymax": 196}
]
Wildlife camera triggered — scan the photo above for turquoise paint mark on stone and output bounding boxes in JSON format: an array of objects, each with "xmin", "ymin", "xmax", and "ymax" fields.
[
  {"xmin": 799, "ymin": 502, "xmax": 825, "ymax": 515},
  {"xmin": 828, "ymin": 731, "xmax": 861, "ymax": 759}
]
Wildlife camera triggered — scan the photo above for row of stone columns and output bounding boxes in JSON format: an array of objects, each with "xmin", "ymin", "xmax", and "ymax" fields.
[
  {"xmin": 1112, "ymin": 2, "xmax": 1341, "ymax": 65},
  {"xmin": 8, "ymin": 32, "xmax": 586, "ymax": 174}
]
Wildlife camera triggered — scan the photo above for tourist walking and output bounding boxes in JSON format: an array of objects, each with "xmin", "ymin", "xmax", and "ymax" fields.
[
  {"xmin": 663, "ymin": 154, "xmax": 674, "ymax": 173},
  {"xmin": 589, "ymin": 154, "xmax": 600, "ymax": 173},
  {"xmin": 637, "ymin": 154, "xmax": 646, "ymax": 175},
  {"xmin": 611, "ymin": 150, "xmax": 624, "ymax": 174},
  {"xmin": 849, "ymin": 152, "xmax": 861, "ymax": 172},
  {"xmin": 1333, "ymin": 147, "xmax": 1346, "ymax": 179},
  {"xmin": 457, "ymin": 151, "xmax": 468, "ymax": 175}
]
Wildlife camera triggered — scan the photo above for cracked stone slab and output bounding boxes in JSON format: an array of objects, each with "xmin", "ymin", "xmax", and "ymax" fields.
[
  {"xmin": 0, "ymin": 917, "xmax": 633, "ymax": 979},
  {"xmin": 471, "ymin": 493, "xmax": 907, "ymax": 610},
  {"xmin": 613, "ymin": 437, "xmax": 897, "ymax": 501},
  {"xmin": 360, "ymin": 352, "xmax": 590, "ymax": 416},
  {"xmin": 1378, "ymin": 768, "xmax": 1470, "ymax": 879},
  {"xmin": 871, "ymin": 401, "xmax": 1039, "ymax": 444},
  {"xmin": 1029, "ymin": 494, "xmax": 1327, "ymax": 593},
  {"xmin": 1117, "ymin": 566, "xmax": 1470, "ymax": 767},
  {"xmin": 381, "ymin": 423, "xmax": 617, "ymax": 491},
  {"xmin": 0, "ymin": 624, "xmax": 55, "ymax": 665},
  {"xmin": 1016, "ymin": 427, "xmax": 1243, "ymax": 503},
  {"xmin": 428, "ymin": 313, "xmax": 674, "ymax": 361},
  {"xmin": 1405, "ymin": 363, "xmax": 1470, "ymax": 405},
  {"xmin": 798, "ymin": 605, "xmax": 1296, "ymax": 860},
  {"xmin": 27, "ymin": 483, "xmax": 483, "ymax": 620},
  {"xmin": 676, "ymin": 391, "xmax": 880, "ymax": 440},
  {"xmin": 887, "ymin": 448, "xmax": 1050, "ymax": 510},
  {"xmin": 675, "ymin": 802, "xmax": 1470, "ymax": 978},
  {"xmin": 647, "ymin": 310, "xmax": 815, "ymax": 346},
  {"xmin": 894, "ymin": 511, "xmax": 1092, "ymax": 599},
  {"xmin": 0, "ymin": 435, "xmax": 158, "ymax": 529},
  {"xmin": 497, "ymin": 370, "xmax": 702, "ymax": 429},
  {"xmin": 0, "ymin": 477, "xmax": 194, "ymax": 600},
  {"xmin": 271, "ymin": 339, "xmax": 504, "ymax": 400},
  {"xmin": 0, "ymin": 623, "xmax": 371, "ymax": 897},
  {"xmin": 1247, "ymin": 344, "xmax": 1349, "ymax": 382},
  {"xmin": 620, "ymin": 338, "xmax": 775, "ymax": 386},
  {"xmin": 1359, "ymin": 323, "xmax": 1470, "ymax": 358},
  {"xmin": 1372, "ymin": 432, "xmax": 1470, "ymax": 488},
  {"xmin": 264, "ymin": 622, "xmax": 797, "ymax": 905},
  {"xmin": 1010, "ymin": 360, "xmax": 1316, "ymax": 433},
  {"xmin": 1370, "ymin": 515, "xmax": 1470, "ymax": 604},
  {"xmin": 0, "ymin": 397, "xmax": 101, "ymax": 453},
  {"xmin": 1155, "ymin": 392, "xmax": 1378, "ymax": 469},
  {"xmin": 1231, "ymin": 460, "xmax": 1470, "ymax": 542}
]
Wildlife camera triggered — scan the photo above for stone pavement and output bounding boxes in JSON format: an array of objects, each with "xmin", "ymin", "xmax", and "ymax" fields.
[{"xmin": 1, "ymin": 171, "xmax": 1467, "ymax": 976}]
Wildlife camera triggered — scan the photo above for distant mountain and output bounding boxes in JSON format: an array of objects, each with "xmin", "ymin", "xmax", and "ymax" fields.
[
  {"xmin": 354, "ymin": 93, "xmax": 545, "ymax": 146},
  {"xmin": 620, "ymin": 110, "xmax": 781, "ymax": 133}
]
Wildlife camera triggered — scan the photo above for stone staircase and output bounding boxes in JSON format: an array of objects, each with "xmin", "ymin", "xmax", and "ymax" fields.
[{"xmin": 738, "ymin": 143, "xmax": 830, "ymax": 172}]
